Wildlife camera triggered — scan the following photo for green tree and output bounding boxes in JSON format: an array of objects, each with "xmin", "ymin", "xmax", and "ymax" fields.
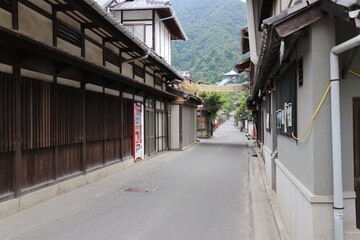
[
  {"xmin": 200, "ymin": 92, "xmax": 225, "ymax": 136},
  {"xmin": 171, "ymin": 0, "xmax": 247, "ymax": 84},
  {"xmin": 234, "ymin": 91, "xmax": 251, "ymax": 120}
]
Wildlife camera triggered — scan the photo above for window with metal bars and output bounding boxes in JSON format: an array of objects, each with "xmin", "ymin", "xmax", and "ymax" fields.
[
  {"xmin": 276, "ymin": 62, "xmax": 297, "ymax": 137},
  {"xmin": 298, "ymin": 57, "xmax": 303, "ymax": 87}
]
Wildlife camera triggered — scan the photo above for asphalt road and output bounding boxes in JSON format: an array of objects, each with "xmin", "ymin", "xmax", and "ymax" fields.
[{"xmin": 0, "ymin": 120, "xmax": 253, "ymax": 240}]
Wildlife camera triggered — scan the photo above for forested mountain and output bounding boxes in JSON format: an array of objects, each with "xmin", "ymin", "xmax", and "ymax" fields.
[{"xmin": 171, "ymin": 0, "xmax": 247, "ymax": 84}]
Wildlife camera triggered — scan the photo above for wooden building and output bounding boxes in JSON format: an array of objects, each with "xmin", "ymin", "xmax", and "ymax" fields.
[{"xmin": 0, "ymin": 0, "xmax": 183, "ymax": 212}]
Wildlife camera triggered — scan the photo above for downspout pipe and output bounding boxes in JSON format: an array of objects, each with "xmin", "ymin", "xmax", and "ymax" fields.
[
  {"xmin": 330, "ymin": 34, "xmax": 360, "ymax": 240},
  {"xmin": 156, "ymin": 14, "xmax": 175, "ymax": 22},
  {"xmin": 122, "ymin": 48, "xmax": 151, "ymax": 64}
]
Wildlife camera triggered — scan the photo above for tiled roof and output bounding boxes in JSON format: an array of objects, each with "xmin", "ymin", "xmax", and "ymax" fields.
[
  {"xmin": 111, "ymin": 0, "xmax": 171, "ymax": 10},
  {"xmin": 95, "ymin": 0, "xmax": 116, "ymax": 9}
]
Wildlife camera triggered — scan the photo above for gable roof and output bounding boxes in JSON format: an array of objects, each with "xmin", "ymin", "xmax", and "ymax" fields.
[{"xmin": 110, "ymin": 0, "xmax": 187, "ymax": 41}]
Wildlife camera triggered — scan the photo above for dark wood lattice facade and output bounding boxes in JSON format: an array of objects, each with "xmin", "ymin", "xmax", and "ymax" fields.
[{"xmin": 0, "ymin": 0, "xmax": 178, "ymax": 202}]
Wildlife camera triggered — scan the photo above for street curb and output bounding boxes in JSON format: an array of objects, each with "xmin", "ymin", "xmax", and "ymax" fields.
[{"xmin": 251, "ymin": 145, "xmax": 290, "ymax": 240}]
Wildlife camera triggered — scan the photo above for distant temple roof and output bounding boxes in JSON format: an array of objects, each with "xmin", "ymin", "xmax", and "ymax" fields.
[{"xmin": 224, "ymin": 70, "xmax": 240, "ymax": 76}]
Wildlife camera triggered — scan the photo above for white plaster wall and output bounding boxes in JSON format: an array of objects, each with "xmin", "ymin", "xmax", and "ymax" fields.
[
  {"xmin": 153, "ymin": 13, "xmax": 171, "ymax": 63},
  {"xmin": 105, "ymin": 42, "xmax": 118, "ymax": 53},
  {"xmin": 155, "ymin": 14, "xmax": 160, "ymax": 55},
  {"xmin": 134, "ymin": 95, "xmax": 143, "ymax": 102},
  {"xmin": 57, "ymin": 78, "xmax": 81, "ymax": 88},
  {"xmin": 123, "ymin": 10, "xmax": 152, "ymax": 20},
  {"xmin": 0, "ymin": 8, "xmax": 12, "ymax": 28},
  {"xmin": 85, "ymin": 40, "xmax": 103, "ymax": 66},
  {"xmin": 27, "ymin": 0, "xmax": 51, "ymax": 14},
  {"xmin": 245, "ymin": 0, "xmax": 260, "ymax": 63},
  {"xmin": 123, "ymin": 92, "xmax": 133, "ymax": 100},
  {"xmin": 0, "ymin": 64, "xmax": 13, "ymax": 74},
  {"xmin": 85, "ymin": 29, "xmax": 102, "ymax": 44},
  {"xmin": 21, "ymin": 69, "xmax": 53, "ymax": 82},
  {"xmin": 170, "ymin": 105, "xmax": 180, "ymax": 149},
  {"xmin": 19, "ymin": 3, "xmax": 52, "ymax": 45},
  {"xmin": 57, "ymin": 38, "xmax": 81, "ymax": 57},
  {"xmin": 122, "ymin": 53, "xmax": 133, "ymax": 78},
  {"xmin": 85, "ymin": 83, "xmax": 102, "ymax": 93},
  {"xmin": 105, "ymin": 62, "xmax": 119, "ymax": 73},
  {"xmin": 273, "ymin": 0, "xmax": 293, "ymax": 14},
  {"xmin": 104, "ymin": 88, "xmax": 119, "ymax": 97},
  {"xmin": 145, "ymin": 73, "xmax": 154, "ymax": 86},
  {"xmin": 57, "ymin": 12, "xmax": 80, "ymax": 31}
]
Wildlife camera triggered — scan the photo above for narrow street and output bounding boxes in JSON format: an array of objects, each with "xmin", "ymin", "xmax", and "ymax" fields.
[{"xmin": 0, "ymin": 121, "xmax": 274, "ymax": 240}]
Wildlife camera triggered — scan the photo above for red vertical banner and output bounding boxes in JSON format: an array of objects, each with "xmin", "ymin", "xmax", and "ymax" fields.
[{"xmin": 133, "ymin": 103, "xmax": 143, "ymax": 162}]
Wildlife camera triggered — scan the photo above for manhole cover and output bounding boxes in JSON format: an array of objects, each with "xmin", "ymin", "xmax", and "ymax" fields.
[{"xmin": 121, "ymin": 187, "xmax": 157, "ymax": 193}]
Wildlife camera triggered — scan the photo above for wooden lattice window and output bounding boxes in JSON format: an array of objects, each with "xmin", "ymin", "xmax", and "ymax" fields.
[
  {"xmin": 105, "ymin": 49, "xmax": 121, "ymax": 66},
  {"xmin": 0, "ymin": 72, "xmax": 15, "ymax": 153},
  {"xmin": 0, "ymin": 0, "xmax": 11, "ymax": 12},
  {"xmin": 133, "ymin": 64, "xmax": 145, "ymax": 79},
  {"xmin": 155, "ymin": 76, "xmax": 162, "ymax": 87},
  {"xmin": 58, "ymin": 21, "xmax": 82, "ymax": 47}
]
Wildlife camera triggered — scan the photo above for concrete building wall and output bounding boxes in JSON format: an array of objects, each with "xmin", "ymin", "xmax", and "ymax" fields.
[
  {"xmin": 274, "ymin": 16, "xmax": 360, "ymax": 239},
  {"xmin": 336, "ymin": 20, "xmax": 360, "ymax": 193}
]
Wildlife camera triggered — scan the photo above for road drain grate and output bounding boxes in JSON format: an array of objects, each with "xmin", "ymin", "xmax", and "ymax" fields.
[{"xmin": 121, "ymin": 187, "xmax": 156, "ymax": 193}]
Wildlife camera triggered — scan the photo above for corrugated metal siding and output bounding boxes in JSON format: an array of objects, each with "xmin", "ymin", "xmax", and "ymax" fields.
[{"xmin": 181, "ymin": 105, "xmax": 196, "ymax": 148}]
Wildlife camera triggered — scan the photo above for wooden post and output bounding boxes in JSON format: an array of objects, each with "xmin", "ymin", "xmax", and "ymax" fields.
[
  {"xmin": 103, "ymin": 87, "xmax": 106, "ymax": 165},
  {"xmin": 154, "ymin": 97, "xmax": 157, "ymax": 154},
  {"xmin": 53, "ymin": 76, "xmax": 58, "ymax": 181},
  {"xmin": 52, "ymin": 8, "xmax": 58, "ymax": 47},
  {"xmin": 81, "ymin": 80, "xmax": 87, "ymax": 173},
  {"xmin": 14, "ymin": 57, "xmax": 21, "ymax": 197},
  {"xmin": 179, "ymin": 104, "xmax": 182, "ymax": 150},
  {"xmin": 120, "ymin": 91, "xmax": 123, "ymax": 161},
  {"xmin": 12, "ymin": 0, "xmax": 19, "ymax": 30}
]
